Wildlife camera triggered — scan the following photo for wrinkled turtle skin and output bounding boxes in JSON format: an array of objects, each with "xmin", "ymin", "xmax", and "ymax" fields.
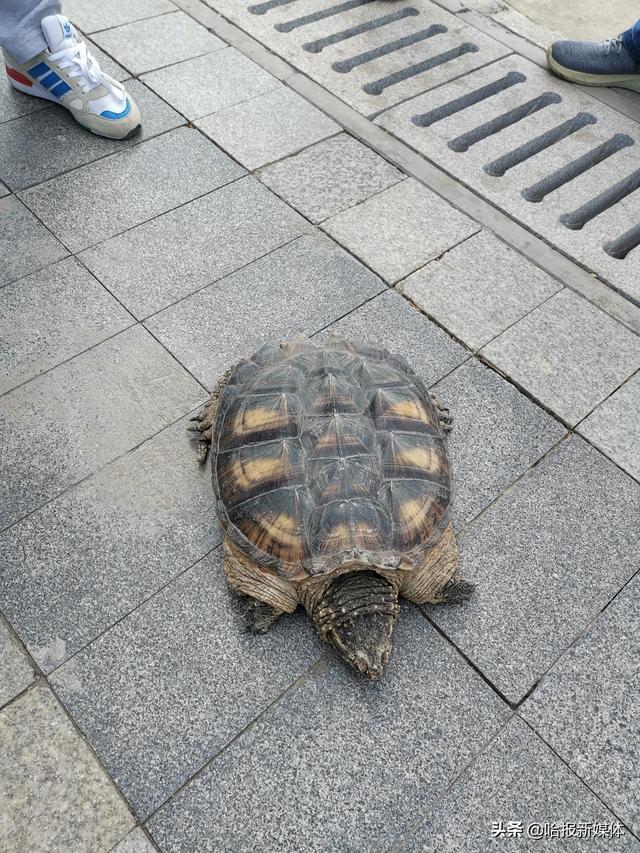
[{"xmin": 191, "ymin": 336, "xmax": 473, "ymax": 679}]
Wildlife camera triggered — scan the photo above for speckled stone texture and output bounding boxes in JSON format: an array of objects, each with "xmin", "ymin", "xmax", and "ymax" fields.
[
  {"xmin": 50, "ymin": 552, "xmax": 323, "ymax": 818},
  {"xmin": 431, "ymin": 359, "xmax": 566, "ymax": 527},
  {"xmin": 145, "ymin": 234, "xmax": 385, "ymax": 388},
  {"xmin": 0, "ymin": 182, "xmax": 8, "ymax": 197},
  {"xmin": 18, "ymin": 128, "xmax": 244, "ymax": 252},
  {"xmin": 64, "ymin": 0, "xmax": 176, "ymax": 33},
  {"xmin": 258, "ymin": 133, "xmax": 404, "ymax": 223},
  {"xmin": 426, "ymin": 437, "xmax": 640, "ymax": 704},
  {"xmin": 147, "ymin": 606, "xmax": 509, "ymax": 852},
  {"xmin": 481, "ymin": 290, "xmax": 640, "ymax": 426},
  {"xmin": 141, "ymin": 48, "xmax": 279, "ymax": 120},
  {"xmin": 112, "ymin": 827, "xmax": 158, "ymax": 853},
  {"xmin": 578, "ymin": 372, "xmax": 640, "ymax": 482},
  {"xmin": 0, "ymin": 196, "xmax": 67, "ymax": 287},
  {"xmin": 0, "ymin": 418, "xmax": 217, "ymax": 672},
  {"xmin": 0, "ymin": 683, "xmax": 134, "ymax": 852},
  {"xmin": 0, "ymin": 257, "xmax": 132, "ymax": 394},
  {"xmin": 522, "ymin": 573, "xmax": 640, "ymax": 836},
  {"xmin": 93, "ymin": 12, "xmax": 225, "ymax": 75},
  {"xmin": 400, "ymin": 232, "xmax": 562, "ymax": 350},
  {"xmin": 403, "ymin": 716, "xmax": 635, "ymax": 851},
  {"xmin": 0, "ymin": 325, "xmax": 203, "ymax": 529},
  {"xmin": 0, "ymin": 81, "xmax": 184, "ymax": 191},
  {"xmin": 196, "ymin": 86, "xmax": 340, "ymax": 171},
  {"xmin": 79, "ymin": 177, "xmax": 311, "ymax": 319},
  {"xmin": 323, "ymin": 178, "xmax": 480, "ymax": 283},
  {"xmin": 0, "ymin": 620, "xmax": 34, "ymax": 708}
]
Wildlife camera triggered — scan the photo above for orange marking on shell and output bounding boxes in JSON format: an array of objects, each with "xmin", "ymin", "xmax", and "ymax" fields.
[
  {"xmin": 398, "ymin": 445, "xmax": 442, "ymax": 474},
  {"xmin": 236, "ymin": 405, "xmax": 288, "ymax": 433},
  {"xmin": 387, "ymin": 399, "xmax": 432, "ymax": 422}
]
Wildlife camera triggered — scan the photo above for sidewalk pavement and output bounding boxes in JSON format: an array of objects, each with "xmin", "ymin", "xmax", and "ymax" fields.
[{"xmin": 1, "ymin": 1, "xmax": 639, "ymax": 851}]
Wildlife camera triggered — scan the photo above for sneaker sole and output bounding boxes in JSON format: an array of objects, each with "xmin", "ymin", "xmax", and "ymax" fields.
[{"xmin": 547, "ymin": 47, "xmax": 640, "ymax": 93}]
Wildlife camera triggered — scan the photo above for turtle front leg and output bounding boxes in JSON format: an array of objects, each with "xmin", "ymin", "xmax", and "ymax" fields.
[
  {"xmin": 430, "ymin": 393, "xmax": 453, "ymax": 433},
  {"xmin": 234, "ymin": 593, "xmax": 284, "ymax": 634},
  {"xmin": 400, "ymin": 524, "xmax": 474, "ymax": 605}
]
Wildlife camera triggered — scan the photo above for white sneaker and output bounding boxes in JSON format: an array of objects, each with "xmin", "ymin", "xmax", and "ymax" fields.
[{"xmin": 3, "ymin": 14, "xmax": 141, "ymax": 139}]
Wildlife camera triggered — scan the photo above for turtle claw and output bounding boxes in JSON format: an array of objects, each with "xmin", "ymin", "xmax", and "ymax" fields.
[
  {"xmin": 187, "ymin": 422, "xmax": 203, "ymax": 433},
  {"xmin": 431, "ymin": 393, "xmax": 454, "ymax": 433},
  {"xmin": 440, "ymin": 579, "xmax": 475, "ymax": 605},
  {"xmin": 196, "ymin": 440, "xmax": 209, "ymax": 464}
]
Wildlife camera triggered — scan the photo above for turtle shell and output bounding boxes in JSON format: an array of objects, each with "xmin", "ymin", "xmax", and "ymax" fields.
[{"xmin": 212, "ymin": 336, "xmax": 451, "ymax": 580}]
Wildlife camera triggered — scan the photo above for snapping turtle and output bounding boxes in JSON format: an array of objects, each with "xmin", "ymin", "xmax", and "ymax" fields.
[{"xmin": 192, "ymin": 336, "xmax": 473, "ymax": 679}]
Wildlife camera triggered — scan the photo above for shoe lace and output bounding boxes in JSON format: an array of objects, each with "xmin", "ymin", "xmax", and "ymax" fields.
[
  {"xmin": 49, "ymin": 38, "xmax": 125, "ymax": 98},
  {"xmin": 603, "ymin": 35, "xmax": 624, "ymax": 56}
]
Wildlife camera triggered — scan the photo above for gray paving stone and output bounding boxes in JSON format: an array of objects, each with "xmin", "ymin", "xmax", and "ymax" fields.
[
  {"xmin": 82, "ymin": 31, "xmax": 129, "ymax": 81},
  {"xmin": 0, "ymin": 182, "xmax": 8, "ymax": 197},
  {"xmin": 400, "ymin": 231, "xmax": 562, "ymax": 350},
  {"xmin": 0, "ymin": 195, "xmax": 68, "ymax": 287},
  {"xmin": 196, "ymin": 85, "xmax": 340, "ymax": 171},
  {"xmin": 578, "ymin": 371, "xmax": 640, "ymax": 482},
  {"xmin": 50, "ymin": 551, "xmax": 323, "ymax": 818},
  {"xmin": 0, "ymin": 325, "xmax": 203, "ymax": 530},
  {"xmin": 402, "ymin": 716, "xmax": 634, "ymax": 852},
  {"xmin": 0, "ymin": 80, "xmax": 184, "ymax": 191},
  {"xmin": 320, "ymin": 288, "xmax": 468, "ymax": 387},
  {"xmin": 0, "ymin": 64, "xmax": 49, "ymax": 123},
  {"xmin": 259, "ymin": 132, "xmax": 404, "ymax": 223},
  {"xmin": 522, "ymin": 574, "xmax": 640, "ymax": 836},
  {"xmin": 18, "ymin": 128, "xmax": 244, "ymax": 252},
  {"xmin": 0, "ymin": 417, "xmax": 217, "ymax": 673},
  {"xmin": 112, "ymin": 828, "xmax": 157, "ymax": 853},
  {"xmin": 65, "ymin": 0, "xmax": 176, "ymax": 33},
  {"xmin": 93, "ymin": 12, "xmax": 225, "ymax": 76},
  {"xmin": 141, "ymin": 47, "xmax": 279, "ymax": 120},
  {"xmin": 431, "ymin": 359, "xmax": 566, "ymax": 528},
  {"xmin": 0, "ymin": 619, "xmax": 34, "ymax": 708},
  {"xmin": 426, "ymin": 437, "xmax": 640, "ymax": 705},
  {"xmin": 145, "ymin": 234, "xmax": 385, "ymax": 388},
  {"xmin": 147, "ymin": 605, "xmax": 509, "ymax": 851},
  {"xmin": 480, "ymin": 290, "xmax": 640, "ymax": 426},
  {"xmin": 323, "ymin": 178, "xmax": 480, "ymax": 282},
  {"xmin": 0, "ymin": 257, "xmax": 132, "ymax": 394},
  {"xmin": 0, "ymin": 682, "xmax": 134, "ymax": 852},
  {"xmin": 79, "ymin": 177, "xmax": 311, "ymax": 319}
]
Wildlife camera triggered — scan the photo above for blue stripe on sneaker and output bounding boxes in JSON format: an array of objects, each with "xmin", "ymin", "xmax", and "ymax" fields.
[
  {"xmin": 100, "ymin": 98, "xmax": 130, "ymax": 119},
  {"xmin": 41, "ymin": 70, "xmax": 62, "ymax": 89},
  {"xmin": 50, "ymin": 80, "xmax": 72, "ymax": 98},
  {"xmin": 27, "ymin": 61, "xmax": 50, "ymax": 79}
]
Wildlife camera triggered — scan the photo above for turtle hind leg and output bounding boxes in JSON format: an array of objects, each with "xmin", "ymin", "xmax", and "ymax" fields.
[
  {"xmin": 438, "ymin": 578, "xmax": 476, "ymax": 605},
  {"xmin": 430, "ymin": 393, "xmax": 453, "ymax": 433},
  {"xmin": 188, "ymin": 365, "xmax": 234, "ymax": 464}
]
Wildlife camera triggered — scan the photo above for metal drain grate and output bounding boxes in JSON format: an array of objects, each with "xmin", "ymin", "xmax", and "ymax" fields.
[{"xmin": 377, "ymin": 55, "xmax": 640, "ymax": 305}]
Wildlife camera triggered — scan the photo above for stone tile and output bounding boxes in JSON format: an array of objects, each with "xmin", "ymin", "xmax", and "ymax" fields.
[
  {"xmin": 0, "ymin": 682, "xmax": 134, "ymax": 852},
  {"xmin": 0, "ymin": 418, "xmax": 217, "ymax": 673},
  {"xmin": 400, "ymin": 232, "xmax": 563, "ymax": 351},
  {"xmin": 147, "ymin": 606, "xmax": 509, "ymax": 851},
  {"xmin": 145, "ymin": 234, "xmax": 385, "ymax": 388},
  {"xmin": 0, "ymin": 195, "xmax": 68, "ymax": 287},
  {"xmin": 0, "ymin": 619, "xmax": 35, "ymax": 708},
  {"xmin": 93, "ymin": 12, "xmax": 225, "ymax": 76},
  {"xmin": 65, "ymin": 0, "xmax": 176, "ymax": 33},
  {"xmin": 323, "ymin": 178, "xmax": 480, "ymax": 283},
  {"xmin": 402, "ymin": 716, "xmax": 634, "ymax": 852},
  {"xmin": 578, "ymin": 371, "xmax": 640, "ymax": 482},
  {"xmin": 480, "ymin": 290, "xmax": 640, "ymax": 426},
  {"xmin": 1, "ymin": 257, "xmax": 132, "ymax": 395},
  {"xmin": 432, "ymin": 359, "xmax": 566, "ymax": 527},
  {"xmin": 320, "ymin": 288, "xmax": 468, "ymax": 388},
  {"xmin": 141, "ymin": 47, "xmax": 279, "ymax": 120},
  {"xmin": 50, "ymin": 552, "xmax": 323, "ymax": 818},
  {"xmin": 0, "ymin": 64, "xmax": 49, "ymax": 123},
  {"xmin": 18, "ymin": 127, "xmax": 244, "ymax": 252},
  {"xmin": 82, "ymin": 32, "xmax": 129, "ymax": 81},
  {"xmin": 426, "ymin": 437, "xmax": 640, "ymax": 705},
  {"xmin": 79, "ymin": 177, "xmax": 311, "ymax": 318},
  {"xmin": 0, "ymin": 81, "xmax": 184, "ymax": 191},
  {"xmin": 258, "ymin": 132, "xmax": 404, "ymax": 223},
  {"xmin": 0, "ymin": 182, "xmax": 8, "ymax": 197},
  {"xmin": 0, "ymin": 325, "xmax": 203, "ymax": 529},
  {"xmin": 112, "ymin": 828, "xmax": 157, "ymax": 853},
  {"xmin": 196, "ymin": 86, "xmax": 340, "ymax": 171},
  {"xmin": 522, "ymin": 574, "xmax": 640, "ymax": 836}
]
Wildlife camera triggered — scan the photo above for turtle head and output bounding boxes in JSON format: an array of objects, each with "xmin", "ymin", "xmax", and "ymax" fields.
[{"xmin": 315, "ymin": 570, "xmax": 399, "ymax": 680}]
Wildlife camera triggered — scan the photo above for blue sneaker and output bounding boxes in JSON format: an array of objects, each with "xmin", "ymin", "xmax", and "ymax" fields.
[{"xmin": 547, "ymin": 34, "xmax": 640, "ymax": 92}]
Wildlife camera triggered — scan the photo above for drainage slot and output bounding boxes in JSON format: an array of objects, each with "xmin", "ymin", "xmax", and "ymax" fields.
[
  {"xmin": 448, "ymin": 92, "xmax": 561, "ymax": 153},
  {"xmin": 276, "ymin": 0, "xmax": 372, "ymax": 32},
  {"xmin": 363, "ymin": 42, "xmax": 477, "ymax": 96},
  {"xmin": 249, "ymin": 0, "xmax": 300, "ymax": 14},
  {"xmin": 304, "ymin": 7, "xmax": 419, "ymax": 53},
  {"xmin": 412, "ymin": 71, "xmax": 525, "ymax": 127},
  {"xmin": 522, "ymin": 134, "xmax": 635, "ymax": 203},
  {"xmin": 604, "ymin": 223, "xmax": 640, "ymax": 259},
  {"xmin": 560, "ymin": 166, "xmax": 640, "ymax": 230},
  {"xmin": 333, "ymin": 24, "xmax": 446, "ymax": 72},
  {"xmin": 484, "ymin": 112, "xmax": 597, "ymax": 177}
]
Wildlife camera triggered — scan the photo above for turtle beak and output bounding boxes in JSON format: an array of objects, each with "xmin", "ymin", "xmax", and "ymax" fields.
[{"xmin": 354, "ymin": 649, "xmax": 389, "ymax": 680}]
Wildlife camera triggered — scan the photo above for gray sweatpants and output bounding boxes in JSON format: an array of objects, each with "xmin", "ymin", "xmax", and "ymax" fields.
[{"xmin": 0, "ymin": 0, "xmax": 62, "ymax": 63}]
